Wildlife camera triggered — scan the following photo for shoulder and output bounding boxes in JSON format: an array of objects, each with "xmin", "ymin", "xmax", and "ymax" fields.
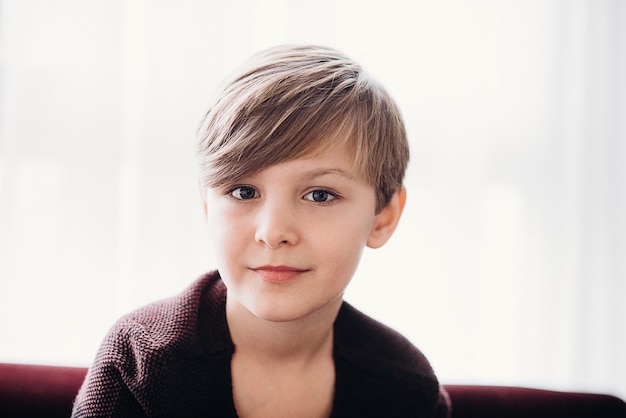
[
  {"xmin": 103, "ymin": 271, "xmax": 231, "ymax": 365},
  {"xmin": 90, "ymin": 271, "xmax": 232, "ymax": 395},
  {"xmin": 74, "ymin": 271, "xmax": 236, "ymax": 416},
  {"xmin": 334, "ymin": 301, "xmax": 435, "ymax": 383},
  {"xmin": 333, "ymin": 302, "xmax": 449, "ymax": 417}
]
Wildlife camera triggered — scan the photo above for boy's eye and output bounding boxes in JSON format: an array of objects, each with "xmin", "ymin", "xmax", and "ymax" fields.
[
  {"xmin": 304, "ymin": 189, "xmax": 336, "ymax": 203},
  {"xmin": 230, "ymin": 186, "xmax": 258, "ymax": 200}
]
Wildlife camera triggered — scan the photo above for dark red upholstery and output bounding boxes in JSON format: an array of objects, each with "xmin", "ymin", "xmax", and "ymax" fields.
[
  {"xmin": 1, "ymin": 363, "xmax": 625, "ymax": 417},
  {"xmin": 445, "ymin": 384, "xmax": 626, "ymax": 418},
  {"xmin": 0, "ymin": 363, "xmax": 86, "ymax": 418}
]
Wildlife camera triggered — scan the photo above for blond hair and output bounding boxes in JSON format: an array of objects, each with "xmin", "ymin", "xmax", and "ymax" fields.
[{"xmin": 197, "ymin": 44, "xmax": 409, "ymax": 213}]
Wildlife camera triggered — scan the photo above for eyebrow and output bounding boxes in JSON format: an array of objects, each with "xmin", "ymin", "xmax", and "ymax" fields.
[{"xmin": 305, "ymin": 168, "xmax": 357, "ymax": 181}]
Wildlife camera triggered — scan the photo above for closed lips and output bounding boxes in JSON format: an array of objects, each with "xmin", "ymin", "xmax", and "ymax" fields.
[{"xmin": 252, "ymin": 266, "xmax": 307, "ymax": 283}]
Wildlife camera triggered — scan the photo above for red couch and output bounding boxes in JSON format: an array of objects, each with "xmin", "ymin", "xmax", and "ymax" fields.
[{"xmin": 1, "ymin": 362, "xmax": 625, "ymax": 417}]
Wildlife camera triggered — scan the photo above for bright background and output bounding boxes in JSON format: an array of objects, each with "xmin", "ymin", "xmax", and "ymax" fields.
[{"xmin": 1, "ymin": 0, "xmax": 624, "ymax": 400}]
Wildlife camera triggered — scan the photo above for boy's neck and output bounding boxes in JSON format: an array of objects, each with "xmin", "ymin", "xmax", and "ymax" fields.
[{"xmin": 225, "ymin": 293, "xmax": 342, "ymax": 364}]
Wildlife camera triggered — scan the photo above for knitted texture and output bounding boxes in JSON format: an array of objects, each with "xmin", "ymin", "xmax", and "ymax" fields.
[{"xmin": 72, "ymin": 271, "xmax": 449, "ymax": 417}]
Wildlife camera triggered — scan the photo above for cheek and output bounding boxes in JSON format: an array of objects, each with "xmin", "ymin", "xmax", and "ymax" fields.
[
  {"xmin": 204, "ymin": 212, "xmax": 222, "ymax": 246},
  {"xmin": 205, "ymin": 209, "xmax": 240, "ymax": 264},
  {"xmin": 317, "ymin": 219, "xmax": 371, "ymax": 268},
  {"xmin": 205, "ymin": 202, "xmax": 240, "ymax": 238}
]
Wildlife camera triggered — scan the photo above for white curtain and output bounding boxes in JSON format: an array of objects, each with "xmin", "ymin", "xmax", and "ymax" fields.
[{"xmin": 0, "ymin": 0, "xmax": 624, "ymax": 400}]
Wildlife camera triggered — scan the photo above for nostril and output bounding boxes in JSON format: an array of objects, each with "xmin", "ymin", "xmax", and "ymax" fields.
[{"xmin": 254, "ymin": 203, "xmax": 299, "ymax": 248}]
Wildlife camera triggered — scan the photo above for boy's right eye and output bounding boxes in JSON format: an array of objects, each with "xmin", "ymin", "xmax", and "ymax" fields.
[{"xmin": 229, "ymin": 186, "xmax": 258, "ymax": 200}]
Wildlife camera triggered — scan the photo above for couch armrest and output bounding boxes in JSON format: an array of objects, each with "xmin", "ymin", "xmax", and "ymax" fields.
[
  {"xmin": 445, "ymin": 384, "xmax": 626, "ymax": 418},
  {"xmin": 0, "ymin": 363, "xmax": 87, "ymax": 418},
  {"xmin": 2, "ymin": 363, "xmax": 626, "ymax": 418}
]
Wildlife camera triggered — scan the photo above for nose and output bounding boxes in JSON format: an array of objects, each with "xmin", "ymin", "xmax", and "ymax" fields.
[{"xmin": 254, "ymin": 197, "xmax": 299, "ymax": 249}]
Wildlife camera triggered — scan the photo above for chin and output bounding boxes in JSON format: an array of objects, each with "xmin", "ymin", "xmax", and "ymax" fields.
[
  {"xmin": 249, "ymin": 304, "xmax": 312, "ymax": 323},
  {"xmin": 248, "ymin": 295, "xmax": 343, "ymax": 324}
]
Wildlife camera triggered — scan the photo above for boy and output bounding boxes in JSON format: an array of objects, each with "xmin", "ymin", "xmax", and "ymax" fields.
[{"xmin": 72, "ymin": 44, "xmax": 450, "ymax": 417}]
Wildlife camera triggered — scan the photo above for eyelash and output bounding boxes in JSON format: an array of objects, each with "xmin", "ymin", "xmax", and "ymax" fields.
[
  {"xmin": 303, "ymin": 189, "xmax": 339, "ymax": 205},
  {"xmin": 227, "ymin": 185, "xmax": 258, "ymax": 200},
  {"xmin": 226, "ymin": 186, "xmax": 339, "ymax": 205}
]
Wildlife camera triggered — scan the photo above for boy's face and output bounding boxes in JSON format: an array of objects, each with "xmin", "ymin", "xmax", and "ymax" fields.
[{"xmin": 202, "ymin": 146, "xmax": 404, "ymax": 323}]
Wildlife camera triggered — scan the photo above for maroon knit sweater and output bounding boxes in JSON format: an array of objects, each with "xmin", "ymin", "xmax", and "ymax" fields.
[{"xmin": 72, "ymin": 271, "xmax": 450, "ymax": 417}]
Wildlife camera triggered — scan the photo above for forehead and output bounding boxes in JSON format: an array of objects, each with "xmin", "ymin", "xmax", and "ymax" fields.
[
  {"xmin": 232, "ymin": 141, "xmax": 362, "ymax": 185},
  {"xmin": 262, "ymin": 147, "xmax": 357, "ymax": 177},
  {"xmin": 199, "ymin": 101, "xmax": 374, "ymax": 191}
]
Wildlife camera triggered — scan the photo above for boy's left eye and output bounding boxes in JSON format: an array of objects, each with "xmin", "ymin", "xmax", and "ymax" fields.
[{"xmin": 303, "ymin": 189, "xmax": 336, "ymax": 203}]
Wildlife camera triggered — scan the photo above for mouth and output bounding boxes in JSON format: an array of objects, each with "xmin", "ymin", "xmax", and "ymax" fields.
[{"xmin": 251, "ymin": 265, "xmax": 308, "ymax": 284}]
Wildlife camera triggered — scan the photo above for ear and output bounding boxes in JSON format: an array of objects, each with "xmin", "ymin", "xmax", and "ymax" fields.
[
  {"xmin": 198, "ymin": 178, "xmax": 208, "ymax": 219},
  {"xmin": 366, "ymin": 186, "xmax": 407, "ymax": 249}
]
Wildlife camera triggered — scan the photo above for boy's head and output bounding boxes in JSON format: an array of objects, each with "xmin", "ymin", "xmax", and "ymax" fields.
[{"xmin": 196, "ymin": 44, "xmax": 409, "ymax": 213}]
